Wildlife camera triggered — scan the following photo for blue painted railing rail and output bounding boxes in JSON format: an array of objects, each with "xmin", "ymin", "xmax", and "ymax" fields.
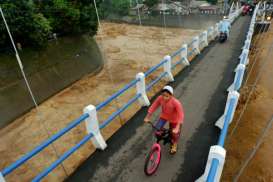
[{"xmin": 202, "ymin": 3, "xmax": 260, "ymax": 182}]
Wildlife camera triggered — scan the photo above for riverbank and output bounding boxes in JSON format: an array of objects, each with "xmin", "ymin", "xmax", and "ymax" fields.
[
  {"xmin": 0, "ymin": 35, "xmax": 103, "ymax": 128},
  {"xmin": 0, "ymin": 22, "xmax": 202, "ymax": 181},
  {"xmin": 222, "ymin": 23, "xmax": 273, "ymax": 181}
]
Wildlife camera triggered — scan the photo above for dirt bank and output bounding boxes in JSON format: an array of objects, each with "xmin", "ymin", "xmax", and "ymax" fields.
[
  {"xmin": 222, "ymin": 24, "xmax": 273, "ymax": 181},
  {"xmin": 0, "ymin": 22, "xmax": 202, "ymax": 181}
]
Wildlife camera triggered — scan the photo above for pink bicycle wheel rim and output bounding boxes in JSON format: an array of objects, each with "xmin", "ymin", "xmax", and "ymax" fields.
[{"xmin": 147, "ymin": 149, "xmax": 161, "ymax": 174}]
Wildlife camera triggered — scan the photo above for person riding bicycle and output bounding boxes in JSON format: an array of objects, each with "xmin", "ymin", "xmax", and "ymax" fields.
[
  {"xmin": 144, "ymin": 85, "xmax": 184, "ymax": 154},
  {"xmin": 219, "ymin": 16, "xmax": 231, "ymax": 37}
]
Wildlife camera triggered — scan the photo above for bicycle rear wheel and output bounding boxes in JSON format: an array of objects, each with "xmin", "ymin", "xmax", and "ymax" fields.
[{"xmin": 144, "ymin": 147, "xmax": 161, "ymax": 176}]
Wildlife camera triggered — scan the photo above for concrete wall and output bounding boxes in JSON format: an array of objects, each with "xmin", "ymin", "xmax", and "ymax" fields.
[
  {"xmin": 107, "ymin": 14, "xmax": 222, "ymax": 30},
  {"xmin": 0, "ymin": 38, "xmax": 103, "ymax": 128}
]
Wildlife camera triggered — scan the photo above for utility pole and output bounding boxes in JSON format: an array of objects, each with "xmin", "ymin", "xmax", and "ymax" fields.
[{"xmin": 0, "ymin": 7, "xmax": 38, "ymax": 107}]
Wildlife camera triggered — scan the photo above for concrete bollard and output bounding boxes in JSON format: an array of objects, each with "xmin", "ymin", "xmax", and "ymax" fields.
[
  {"xmin": 180, "ymin": 44, "xmax": 190, "ymax": 66},
  {"xmin": 84, "ymin": 105, "xmax": 107, "ymax": 150},
  {"xmin": 163, "ymin": 55, "xmax": 174, "ymax": 82},
  {"xmin": 215, "ymin": 91, "xmax": 240, "ymax": 129},
  {"xmin": 136, "ymin": 72, "xmax": 150, "ymax": 106},
  {"xmin": 196, "ymin": 145, "xmax": 226, "ymax": 182},
  {"xmin": 193, "ymin": 36, "xmax": 200, "ymax": 54},
  {"xmin": 228, "ymin": 64, "xmax": 246, "ymax": 92}
]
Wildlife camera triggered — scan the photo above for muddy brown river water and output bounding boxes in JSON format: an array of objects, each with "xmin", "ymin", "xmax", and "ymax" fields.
[{"xmin": 0, "ymin": 22, "xmax": 202, "ymax": 181}]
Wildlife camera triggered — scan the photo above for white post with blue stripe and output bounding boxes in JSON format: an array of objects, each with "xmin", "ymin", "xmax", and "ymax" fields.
[
  {"xmin": 84, "ymin": 105, "xmax": 107, "ymax": 150},
  {"xmin": 214, "ymin": 23, "xmax": 219, "ymax": 38},
  {"xmin": 163, "ymin": 55, "xmax": 174, "ymax": 81},
  {"xmin": 196, "ymin": 145, "xmax": 226, "ymax": 182},
  {"xmin": 239, "ymin": 49, "xmax": 249, "ymax": 65},
  {"xmin": 246, "ymin": 33, "xmax": 252, "ymax": 41},
  {"xmin": 215, "ymin": 91, "xmax": 240, "ymax": 129},
  {"xmin": 0, "ymin": 173, "xmax": 5, "ymax": 182},
  {"xmin": 180, "ymin": 44, "xmax": 190, "ymax": 66},
  {"xmin": 203, "ymin": 30, "xmax": 208, "ymax": 47},
  {"xmin": 248, "ymin": 26, "xmax": 254, "ymax": 36},
  {"xmin": 136, "ymin": 72, "xmax": 150, "ymax": 106},
  {"xmin": 228, "ymin": 64, "xmax": 246, "ymax": 92},
  {"xmin": 208, "ymin": 26, "xmax": 214, "ymax": 41},
  {"xmin": 242, "ymin": 39, "xmax": 251, "ymax": 50},
  {"xmin": 193, "ymin": 36, "xmax": 200, "ymax": 54}
]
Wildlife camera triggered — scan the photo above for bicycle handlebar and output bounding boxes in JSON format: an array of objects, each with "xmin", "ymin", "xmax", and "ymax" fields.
[{"xmin": 145, "ymin": 121, "xmax": 167, "ymax": 132}]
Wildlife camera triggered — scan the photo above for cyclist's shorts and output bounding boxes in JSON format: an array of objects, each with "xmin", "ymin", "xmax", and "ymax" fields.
[{"xmin": 155, "ymin": 119, "xmax": 167, "ymax": 129}]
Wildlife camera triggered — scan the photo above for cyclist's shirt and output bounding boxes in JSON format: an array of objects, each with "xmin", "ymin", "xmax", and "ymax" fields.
[
  {"xmin": 148, "ymin": 95, "xmax": 184, "ymax": 124},
  {"xmin": 219, "ymin": 20, "xmax": 231, "ymax": 33}
]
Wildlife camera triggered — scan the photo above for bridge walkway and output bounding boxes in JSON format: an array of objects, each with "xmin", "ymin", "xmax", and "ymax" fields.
[{"xmin": 67, "ymin": 16, "xmax": 250, "ymax": 182}]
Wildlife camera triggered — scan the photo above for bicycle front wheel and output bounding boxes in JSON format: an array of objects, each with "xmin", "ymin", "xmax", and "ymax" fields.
[{"xmin": 144, "ymin": 147, "xmax": 161, "ymax": 176}]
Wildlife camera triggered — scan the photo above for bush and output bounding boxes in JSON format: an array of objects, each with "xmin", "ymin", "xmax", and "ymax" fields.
[
  {"xmin": 0, "ymin": 0, "xmax": 51, "ymax": 48},
  {"xmin": 0, "ymin": 0, "xmax": 99, "ymax": 49},
  {"xmin": 112, "ymin": 0, "xmax": 130, "ymax": 16},
  {"xmin": 144, "ymin": 0, "xmax": 158, "ymax": 8}
]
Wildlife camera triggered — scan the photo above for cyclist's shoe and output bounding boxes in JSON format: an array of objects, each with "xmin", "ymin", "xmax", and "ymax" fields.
[{"xmin": 170, "ymin": 143, "xmax": 177, "ymax": 155}]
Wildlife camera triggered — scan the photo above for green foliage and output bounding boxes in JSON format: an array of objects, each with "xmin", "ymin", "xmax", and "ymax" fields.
[
  {"xmin": 144, "ymin": 0, "xmax": 158, "ymax": 8},
  {"xmin": 0, "ymin": 0, "xmax": 52, "ymax": 48},
  {"xmin": 207, "ymin": 0, "xmax": 218, "ymax": 5},
  {"xmin": 29, "ymin": 13, "xmax": 52, "ymax": 47},
  {"xmin": 112, "ymin": 0, "xmax": 130, "ymax": 16},
  {"xmin": 0, "ymin": 0, "xmax": 99, "ymax": 49}
]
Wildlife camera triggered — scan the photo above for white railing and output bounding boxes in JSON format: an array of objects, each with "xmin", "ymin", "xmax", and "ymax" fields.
[
  {"xmin": 197, "ymin": 3, "xmax": 260, "ymax": 182},
  {"xmin": 0, "ymin": 5, "xmax": 243, "ymax": 182}
]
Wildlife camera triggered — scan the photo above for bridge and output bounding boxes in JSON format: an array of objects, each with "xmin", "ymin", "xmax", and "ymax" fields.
[{"xmin": 0, "ymin": 2, "xmax": 268, "ymax": 182}]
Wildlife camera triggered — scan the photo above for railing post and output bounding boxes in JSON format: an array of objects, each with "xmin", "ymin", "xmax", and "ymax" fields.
[
  {"xmin": 239, "ymin": 49, "xmax": 249, "ymax": 65},
  {"xmin": 215, "ymin": 91, "xmax": 240, "ymax": 129},
  {"xmin": 163, "ymin": 55, "xmax": 174, "ymax": 81},
  {"xmin": 136, "ymin": 72, "xmax": 150, "ymax": 106},
  {"xmin": 203, "ymin": 30, "xmax": 208, "ymax": 47},
  {"xmin": 180, "ymin": 44, "xmax": 190, "ymax": 66},
  {"xmin": 208, "ymin": 26, "xmax": 214, "ymax": 41},
  {"xmin": 193, "ymin": 36, "xmax": 200, "ymax": 54},
  {"xmin": 228, "ymin": 64, "xmax": 246, "ymax": 92},
  {"xmin": 196, "ymin": 145, "xmax": 226, "ymax": 182},
  {"xmin": 214, "ymin": 23, "xmax": 219, "ymax": 38},
  {"xmin": 0, "ymin": 173, "xmax": 5, "ymax": 182},
  {"xmin": 248, "ymin": 28, "xmax": 254, "ymax": 37},
  {"xmin": 242, "ymin": 39, "xmax": 251, "ymax": 50},
  {"xmin": 246, "ymin": 33, "xmax": 252, "ymax": 41},
  {"xmin": 83, "ymin": 105, "xmax": 107, "ymax": 150}
]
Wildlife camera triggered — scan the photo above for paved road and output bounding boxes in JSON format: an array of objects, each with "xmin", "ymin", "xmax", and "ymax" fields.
[{"xmin": 67, "ymin": 16, "xmax": 250, "ymax": 182}]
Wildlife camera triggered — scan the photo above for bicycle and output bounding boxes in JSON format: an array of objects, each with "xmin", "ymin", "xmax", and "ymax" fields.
[{"xmin": 144, "ymin": 121, "xmax": 172, "ymax": 176}]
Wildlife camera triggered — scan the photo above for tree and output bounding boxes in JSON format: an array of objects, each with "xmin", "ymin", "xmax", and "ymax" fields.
[
  {"xmin": 0, "ymin": 0, "xmax": 99, "ymax": 49},
  {"xmin": 37, "ymin": 0, "xmax": 98, "ymax": 35},
  {"xmin": 144, "ymin": 0, "xmax": 158, "ymax": 8},
  {"xmin": 0, "ymin": 0, "xmax": 52, "ymax": 48},
  {"xmin": 112, "ymin": 0, "xmax": 130, "ymax": 16},
  {"xmin": 207, "ymin": 0, "xmax": 218, "ymax": 5}
]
